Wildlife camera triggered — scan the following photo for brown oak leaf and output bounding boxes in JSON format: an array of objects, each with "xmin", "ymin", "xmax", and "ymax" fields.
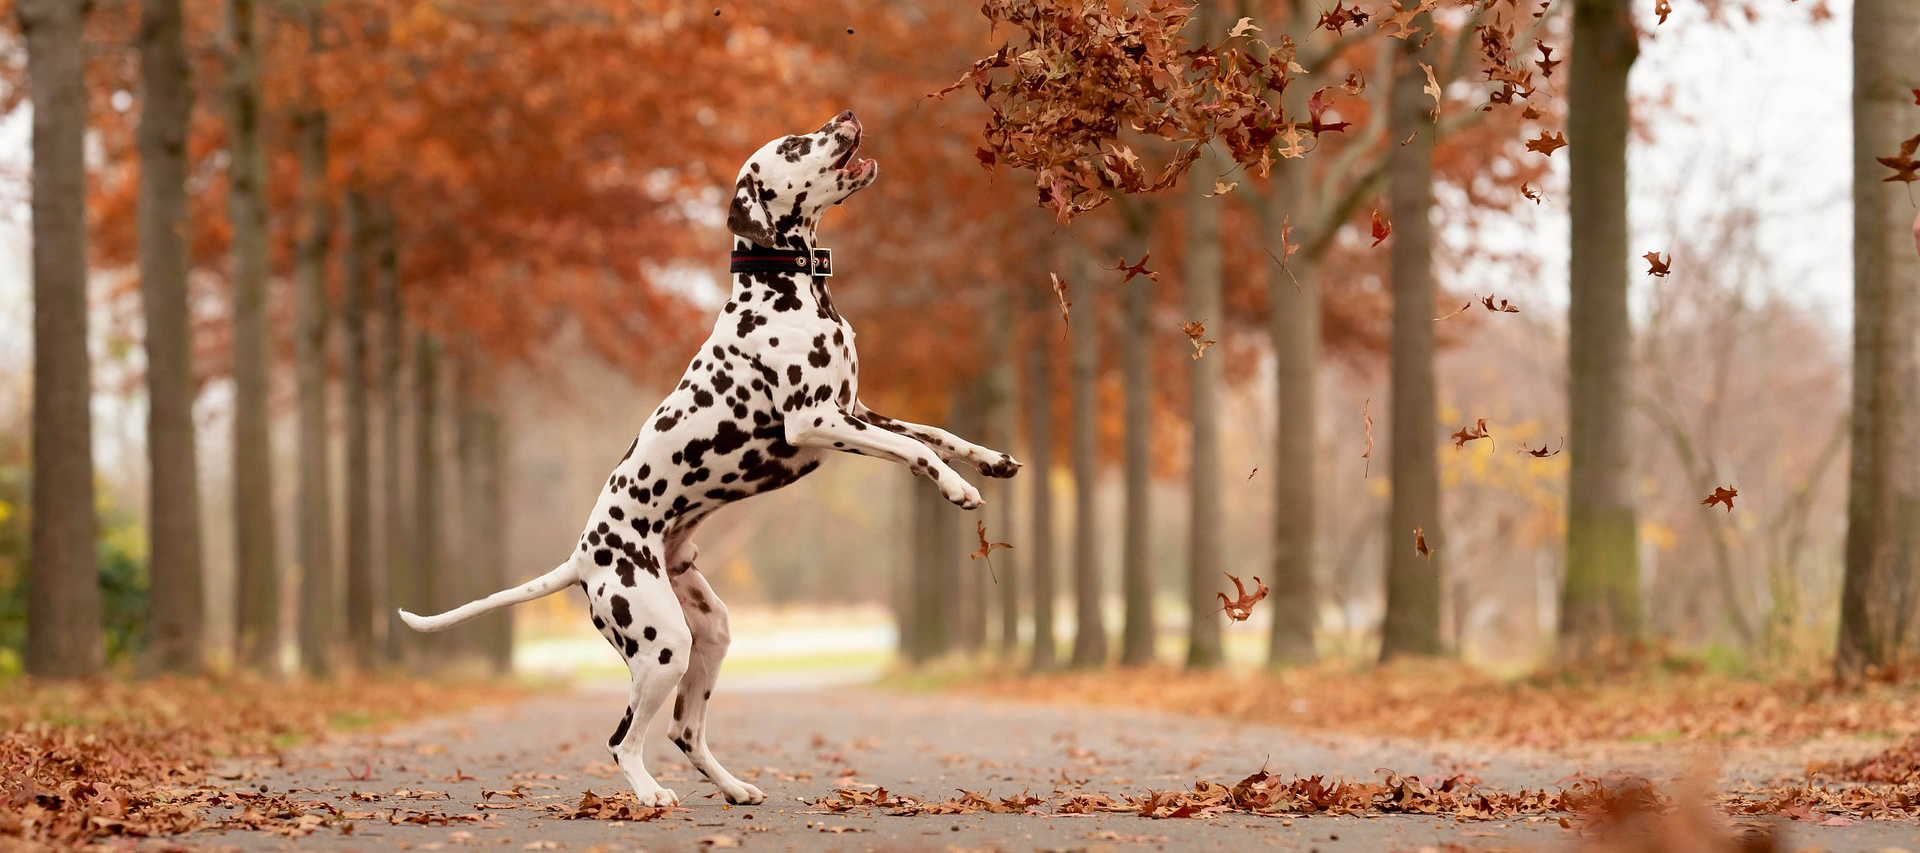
[
  {"xmin": 1527, "ymin": 131, "xmax": 1567, "ymax": 157},
  {"xmin": 1217, "ymin": 573, "xmax": 1270, "ymax": 622},
  {"xmin": 1451, "ymin": 418, "xmax": 1494, "ymax": 450},
  {"xmin": 1644, "ymin": 251, "xmax": 1672, "ymax": 277},
  {"xmin": 1702, "ymin": 485, "xmax": 1738, "ymax": 512}
]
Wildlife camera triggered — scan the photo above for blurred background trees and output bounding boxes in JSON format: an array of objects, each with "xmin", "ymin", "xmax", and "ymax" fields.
[{"xmin": 0, "ymin": 0, "xmax": 1906, "ymax": 684}]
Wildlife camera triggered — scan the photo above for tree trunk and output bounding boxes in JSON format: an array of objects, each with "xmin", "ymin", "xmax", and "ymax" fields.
[
  {"xmin": 954, "ymin": 381, "xmax": 989, "ymax": 654},
  {"xmin": 1837, "ymin": 0, "xmax": 1920, "ymax": 676},
  {"xmin": 378, "ymin": 208, "xmax": 409, "ymax": 665},
  {"xmin": 1558, "ymin": 0, "xmax": 1643, "ymax": 664},
  {"xmin": 137, "ymin": 0, "xmax": 203, "ymax": 674},
  {"xmin": 452, "ymin": 352, "xmax": 497, "ymax": 672},
  {"xmin": 1119, "ymin": 216, "xmax": 1155, "ymax": 667},
  {"xmin": 226, "ymin": 0, "xmax": 279, "ymax": 675},
  {"xmin": 1266, "ymin": 157, "xmax": 1319, "ymax": 668},
  {"xmin": 22, "ymin": 0, "xmax": 103, "ymax": 679},
  {"xmin": 293, "ymin": 107, "xmax": 335, "ymax": 676},
  {"xmin": 412, "ymin": 332, "xmax": 442, "ymax": 670},
  {"xmin": 476, "ymin": 405, "xmax": 511, "ymax": 673},
  {"xmin": 1068, "ymin": 255, "xmax": 1107, "ymax": 668},
  {"xmin": 341, "ymin": 190, "xmax": 376, "ymax": 670},
  {"xmin": 988, "ymin": 291, "xmax": 1022, "ymax": 655},
  {"xmin": 1024, "ymin": 284, "xmax": 1058, "ymax": 671},
  {"xmin": 1379, "ymin": 13, "xmax": 1446, "ymax": 660},
  {"xmin": 1184, "ymin": 153, "xmax": 1226, "ymax": 670}
]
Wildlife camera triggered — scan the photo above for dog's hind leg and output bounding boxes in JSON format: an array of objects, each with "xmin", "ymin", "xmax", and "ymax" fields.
[
  {"xmin": 666, "ymin": 562, "xmax": 765, "ymax": 805},
  {"xmin": 594, "ymin": 568, "xmax": 692, "ymax": 807}
]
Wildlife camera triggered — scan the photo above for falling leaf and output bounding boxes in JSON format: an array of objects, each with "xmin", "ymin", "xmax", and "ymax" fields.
[
  {"xmin": 1480, "ymin": 293, "xmax": 1520, "ymax": 313},
  {"xmin": 1521, "ymin": 182, "xmax": 1542, "ymax": 204},
  {"xmin": 1432, "ymin": 300, "xmax": 1471, "ymax": 322},
  {"xmin": 1643, "ymin": 251, "xmax": 1672, "ymax": 277},
  {"xmin": 970, "ymin": 521, "xmax": 1011, "ymax": 561},
  {"xmin": 1519, "ymin": 438, "xmax": 1564, "ymax": 458},
  {"xmin": 1912, "ymin": 88, "xmax": 1920, "ymax": 106},
  {"xmin": 1450, "ymin": 418, "xmax": 1494, "ymax": 451},
  {"xmin": 1702, "ymin": 485, "xmax": 1738, "ymax": 512},
  {"xmin": 1526, "ymin": 131, "xmax": 1567, "ymax": 157},
  {"xmin": 1181, "ymin": 320, "xmax": 1216, "ymax": 360},
  {"xmin": 1535, "ymin": 41, "xmax": 1560, "ymax": 78},
  {"xmin": 1317, "ymin": 1, "xmax": 1370, "ymax": 35},
  {"xmin": 1307, "ymin": 88, "xmax": 1351, "ymax": 136},
  {"xmin": 1216, "ymin": 573, "xmax": 1270, "ymax": 622},
  {"xmin": 1247, "ymin": 467, "xmax": 1258, "ymax": 480},
  {"xmin": 1379, "ymin": 0, "xmax": 1437, "ymax": 40},
  {"xmin": 1877, "ymin": 134, "xmax": 1920, "ymax": 183},
  {"xmin": 1228, "ymin": 16, "xmax": 1260, "ymax": 38},
  {"xmin": 1050, "ymin": 272, "xmax": 1072, "ymax": 332},
  {"xmin": 1342, "ymin": 70, "xmax": 1367, "ymax": 95},
  {"xmin": 1370, "ymin": 208, "xmax": 1392, "ymax": 247},
  {"xmin": 1361, "ymin": 398, "xmax": 1374, "ymax": 478},
  {"xmin": 1414, "ymin": 527, "xmax": 1433, "ymax": 559},
  {"xmin": 1420, "ymin": 62, "xmax": 1442, "ymax": 119},
  {"xmin": 1108, "ymin": 253, "xmax": 1159, "ymax": 282},
  {"xmin": 1278, "ymin": 216, "xmax": 1299, "ymax": 263},
  {"xmin": 1204, "ymin": 179, "xmax": 1239, "ymax": 197},
  {"xmin": 1653, "ymin": 0, "xmax": 1672, "ymax": 24}
]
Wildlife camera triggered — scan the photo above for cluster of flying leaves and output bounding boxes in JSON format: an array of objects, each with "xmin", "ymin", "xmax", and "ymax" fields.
[
  {"xmin": 0, "ymin": 678, "xmax": 520, "ymax": 849},
  {"xmin": 935, "ymin": 0, "xmax": 1333, "ymax": 221}
]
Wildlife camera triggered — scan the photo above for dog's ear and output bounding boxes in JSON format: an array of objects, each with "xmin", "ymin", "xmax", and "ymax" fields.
[{"xmin": 727, "ymin": 174, "xmax": 778, "ymax": 248}]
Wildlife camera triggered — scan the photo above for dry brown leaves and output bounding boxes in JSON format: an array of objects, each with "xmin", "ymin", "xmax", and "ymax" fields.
[
  {"xmin": 0, "ymin": 676, "xmax": 520, "ymax": 850},
  {"xmin": 550, "ymin": 789, "xmax": 673, "ymax": 821},
  {"xmin": 810, "ymin": 771, "xmax": 1641, "ymax": 822},
  {"xmin": 965, "ymin": 662, "xmax": 1920, "ymax": 751},
  {"xmin": 1644, "ymin": 250, "xmax": 1673, "ymax": 277}
]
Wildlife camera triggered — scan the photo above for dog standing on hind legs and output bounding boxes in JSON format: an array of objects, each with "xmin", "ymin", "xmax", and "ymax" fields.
[{"xmin": 398, "ymin": 111, "xmax": 1022, "ymax": 807}]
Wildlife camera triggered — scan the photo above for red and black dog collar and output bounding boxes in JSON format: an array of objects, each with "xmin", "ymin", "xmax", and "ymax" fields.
[{"xmin": 729, "ymin": 247, "xmax": 833, "ymax": 278}]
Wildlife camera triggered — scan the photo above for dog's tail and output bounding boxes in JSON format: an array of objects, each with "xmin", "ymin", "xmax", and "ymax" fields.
[{"xmin": 398, "ymin": 559, "xmax": 578, "ymax": 633}]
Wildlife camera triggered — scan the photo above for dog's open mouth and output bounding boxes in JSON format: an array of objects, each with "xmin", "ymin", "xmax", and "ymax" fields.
[{"xmin": 833, "ymin": 131, "xmax": 861, "ymax": 172}]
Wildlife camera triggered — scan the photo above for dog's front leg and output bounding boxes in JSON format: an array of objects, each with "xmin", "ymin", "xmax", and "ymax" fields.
[
  {"xmin": 787, "ymin": 407, "xmax": 984, "ymax": 508},
  {"xmin": 852, "ymin": 401, "xmax": 1022, "ymax": 479}
]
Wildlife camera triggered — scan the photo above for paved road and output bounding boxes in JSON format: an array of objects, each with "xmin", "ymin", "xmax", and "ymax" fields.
[{"xmin": 194, "ymin": 684, "xmax": 1919, "ymax": 853}]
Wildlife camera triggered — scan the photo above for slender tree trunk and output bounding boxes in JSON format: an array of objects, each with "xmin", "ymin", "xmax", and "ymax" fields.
[
  {"xmin": 138, "ymin": 0, "xmax": 203, "ymax": 674},
  {"xmin": 452, "ymin": 352, "xmax": 495, "ymax": 672},
  {"xmin": 476, "ymin": 405, "xmax": 511, "ymax": 673},
  {"xmin": 341, "ymin": 190, "xmax": 376, "ymax": 670},
  {"xmin": 1184, "ymin": 152, "xmax": 1226, "ymax": 670},
  {"xmin": 1837, "ymin": 0, "xmax": 1920, "ymax": 676},
  {"xmin": 1068, "ymin": 255, "xmax": 1107, "ymax": 668},
  {"xmin": 378, "ymin": 209, "xmax": 410, "ymax": 665},
  {"xmin": 1380, "ymin": 13, "xmax": 1446, "ymax": 660},
  {"xmin": 1266, "ymin": 156, "xmax": 1319, "ymax": 667},
  {"xmin": 1119, "ymin": 218, "xmax": 1155, "ymax": 667},
  {"xmin": 988, "ymin": 291, "xmax": 1022, "ymax": 655},
  {"xmin": 1025, "ymin": 284, "xmax": 1058, "ymax": 671},
  {"xmin": 412, "ymin": 333, "xmax": 442, "ymax": 670},
  {"xmin": 293, "ymin": 107, "xmax": 335, "ymax": 676},
  {"xmin": 1558, "ymin": 0, "xmax": 1643, "ymax": 664},
  {"xmin": 22, "ymin": 0, "xmax": 103, "ymax": 679},
  {"xmin": 226, "ymin": 0, "xmax": 279, "ymax": 675}
]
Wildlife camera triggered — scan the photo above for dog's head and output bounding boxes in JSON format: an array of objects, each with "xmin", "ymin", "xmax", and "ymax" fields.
[{"xmin": 727, "ymin": 111, "xmax": 878, "ymax": 250}]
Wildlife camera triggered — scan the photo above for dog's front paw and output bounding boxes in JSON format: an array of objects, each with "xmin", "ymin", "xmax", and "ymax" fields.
[
  {"xmin": 977, "ymin": 452, "xmax": 1022, "ymax": 479},
  {"xmin": 722, "ymin": 781, "xmax": 767, "ymax": 805},
  {"xmin": 940, "ymin": 476, "xmax": 984, "ymax": 510}
]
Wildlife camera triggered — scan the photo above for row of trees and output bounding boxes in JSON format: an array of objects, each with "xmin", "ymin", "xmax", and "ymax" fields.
[
  {"xmin": 890, "ymin": 0, "xmax": 1918, "ymax": 678},
  {"xmin": 10, "ymin": 0, "xmax": 1916, "ymax": 681}
]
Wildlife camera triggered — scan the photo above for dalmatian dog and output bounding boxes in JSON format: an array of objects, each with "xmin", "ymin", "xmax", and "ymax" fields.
[{"xmin": 399, "ymin": 111, "xmax": 1021, "ymax": 808}]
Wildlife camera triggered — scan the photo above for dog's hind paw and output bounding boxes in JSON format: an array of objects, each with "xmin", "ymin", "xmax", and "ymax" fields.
[
  {"xmin": 722, "ymin": 782, "xmax": 767, "ymax": 805},
  {"xmin": 634, "ymin": 787, "xmax": 680, "ymax": 808}
]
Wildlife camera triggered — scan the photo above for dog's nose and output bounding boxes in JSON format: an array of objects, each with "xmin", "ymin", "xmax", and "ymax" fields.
[{"xmin": 836, "ymin": 110, "xmax": 855, "ymax": 123}]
